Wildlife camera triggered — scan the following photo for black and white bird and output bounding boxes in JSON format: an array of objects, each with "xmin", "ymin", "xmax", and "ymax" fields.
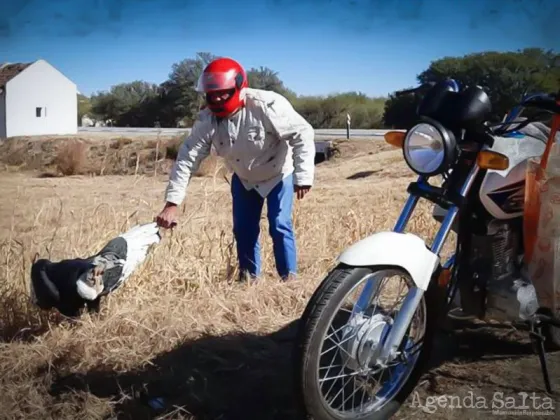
[{"xmin": 30, "ymin": 222, "xmax": 162, "ymax": 318}]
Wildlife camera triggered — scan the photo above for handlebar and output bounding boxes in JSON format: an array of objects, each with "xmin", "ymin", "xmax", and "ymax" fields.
[
  {"xmin": 520, "ymin": 92, "xmax": 560, "ymax": 113},
  {"xmin": 493, "ymin": 90, "xmax": 560, "ymax": 136}
]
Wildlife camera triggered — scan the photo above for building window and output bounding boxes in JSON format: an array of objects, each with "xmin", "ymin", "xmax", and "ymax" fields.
[{"xmin": 36, "ymin": 107, "xmax": 42, "ymax": 117}]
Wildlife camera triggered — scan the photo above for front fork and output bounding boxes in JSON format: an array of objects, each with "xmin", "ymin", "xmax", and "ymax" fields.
[{"xmin": 356, "ymin": 166, "xmax": 480, "ymax": 366}]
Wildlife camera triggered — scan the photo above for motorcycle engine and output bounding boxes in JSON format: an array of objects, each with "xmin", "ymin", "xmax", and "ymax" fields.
[{"xmin": 458, "ymin": 219, "xmax": 539, "ymax": 321}]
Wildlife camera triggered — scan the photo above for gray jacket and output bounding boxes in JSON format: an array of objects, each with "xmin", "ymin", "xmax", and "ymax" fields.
[{"xmin": 165, "ymin": 88, "xmax": 316, "ymax": 204}]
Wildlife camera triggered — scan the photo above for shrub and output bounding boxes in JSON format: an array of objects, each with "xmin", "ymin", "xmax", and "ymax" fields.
[
  {"xmin": 54, "ymin": 140, "xmax": 89, "ymax": 176},
  {"xmin": 165, "ymin": 136, "xmax": 184, "ymax": 160}
]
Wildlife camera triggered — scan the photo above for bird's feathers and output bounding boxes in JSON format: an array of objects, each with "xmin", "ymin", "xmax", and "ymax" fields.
[
  {"xmin": 76, "ymin": 279, "xmax": 101, "ymax": 300},
  {"xmin": 75, "ymin": 254, "xmax": 125, "ymax": 300},
  {"xmin": 30, "ymin": 222, "xmax": 162, "ymax": 314},
  {"xmin": 118, "ymin": 222, "xmax": 161, "ymax": 283},
  {"xmin": 75, "ymin": 222, "xmax": 161, "ymax": 300}
]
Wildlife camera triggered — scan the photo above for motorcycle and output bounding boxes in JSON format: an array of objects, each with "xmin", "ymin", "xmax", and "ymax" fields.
[{"xmin": 293, "ymin": 79, "xmax": 560, "ymax": 420}]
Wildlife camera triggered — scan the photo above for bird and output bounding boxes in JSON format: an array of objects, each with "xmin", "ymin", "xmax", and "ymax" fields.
[{"xmin": 29, "ymin": 222, "xmax": 162, "ymax": 318}]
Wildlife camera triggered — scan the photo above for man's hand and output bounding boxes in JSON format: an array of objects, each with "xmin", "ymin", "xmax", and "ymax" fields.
[
  {"xmin": 155, "ymin": 202, "xmax": 178, "ymax": 229},
  {"xmin": 294, "ymin": 185, "xmax": 311, "ymax": 200}
]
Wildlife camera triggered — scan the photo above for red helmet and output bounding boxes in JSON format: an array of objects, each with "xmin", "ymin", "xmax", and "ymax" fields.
[{"xmin": 196, "ymin": 57, "xmax": 248, "ymax": 118}]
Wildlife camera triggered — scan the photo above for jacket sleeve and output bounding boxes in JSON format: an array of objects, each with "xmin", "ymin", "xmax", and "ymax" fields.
[
  {"xmin": 263, "ymin": 94, "xmax": 316, "ymax": 186},
  {"xmin": 164, "ymin": 116, "xmax": 214, "ymax": 205}
]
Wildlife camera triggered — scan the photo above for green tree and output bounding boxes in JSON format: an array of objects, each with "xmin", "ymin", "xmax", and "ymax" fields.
[
  {"xmin": 158, "ymin": 52, "xmax": 219, "ymax": 127},
  {"xmin": 382, "ymin": 89, "xmax": 421, "ymax": 129},
  {"xmin": 383, "ymin": 48, "xmax": 560, "ymax": 128},
  {"xmin": 86, "ymin": 52, "xmax": 391, "ymax": 129},
  {"xmin": 90, "ymin": 81, "xmax": 160, "ymax": 126},
  {"xmin": 294, "ymin": 92, "xmax": 386, "ymax": 129},
  {"xmin": 77, "ymin": 93, "xmax": 91, "ymax": 126},
  {"xmin": 247, "ymin": 66, "xmax": 297, "ymax": 101}
]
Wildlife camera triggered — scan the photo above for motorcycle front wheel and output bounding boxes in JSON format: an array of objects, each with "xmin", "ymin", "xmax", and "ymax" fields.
[{"xmin": 293, "ymin": 264, "xmax": 441, "ymax": 420}]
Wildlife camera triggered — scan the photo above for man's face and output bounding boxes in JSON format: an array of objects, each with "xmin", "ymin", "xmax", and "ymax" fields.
[{"xmin": 206, "ymin": 89, "xmax": 233, "ymax": 105}]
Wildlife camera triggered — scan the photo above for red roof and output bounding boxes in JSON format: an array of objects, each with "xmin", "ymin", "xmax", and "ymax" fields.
[{"xmin": 0, "ymin": 62, "xmax": 33, "ymax": 88}]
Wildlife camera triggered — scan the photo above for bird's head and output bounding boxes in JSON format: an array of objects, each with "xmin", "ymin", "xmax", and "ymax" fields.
[{"xmin": 76, "ymin": 264, "xmax": 105, "ymax": 300}]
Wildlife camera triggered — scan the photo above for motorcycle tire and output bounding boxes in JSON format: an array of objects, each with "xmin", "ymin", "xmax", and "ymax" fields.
[{"xmin": 293, "ymin": 264, "xmax": 442, "ymax": 420}]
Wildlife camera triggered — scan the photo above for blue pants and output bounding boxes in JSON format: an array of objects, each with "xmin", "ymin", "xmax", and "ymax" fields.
[{"xmin": 231, "ymin": 173, "xmax": 297, "ymax": 279}]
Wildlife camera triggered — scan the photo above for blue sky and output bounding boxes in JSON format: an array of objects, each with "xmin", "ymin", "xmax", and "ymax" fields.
[{"xmin": 1, "ymin": 0, "xmax": 558, "ymax": 98}]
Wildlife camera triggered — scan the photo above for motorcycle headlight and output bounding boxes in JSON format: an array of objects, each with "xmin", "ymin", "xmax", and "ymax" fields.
[{"xmin": 403, "ymin": 121, "xmax": 457, "ymax": 176}]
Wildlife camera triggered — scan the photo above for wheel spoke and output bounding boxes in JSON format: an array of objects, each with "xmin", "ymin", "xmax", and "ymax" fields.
[
  {"xmin": 325, "ymin": 322, "xmax": 350, "ymax": 341},
  {"xmin": 322, "ymin": 346, "xmax": 347, "ymax": 401},
  {"xmin": 340, "ymin": 374, "xmax": 362, "ymax": 412},
  {"xmin": 319, "ymin": 370, "xmax": 362, "ymax": 383},
  {"xmin": 309, "ymin": 268, "xmax": 427, "ymax": 416},
  {"xmin": 323, "ymin": 332, "xmax": 358, "ymax": 402},
  {"xmin": 328, "ymin": 372, "xmax": 353, "ymax": 407},
  {"xmin": 321, "ymin": 332, "xmax": 357, "ymax": 357},
  {"xmin": 319, "ymin": 364, "xmax": 344, "ymax": 371},
  {"xmin": 359, "ymin": 375, "xmax": 370, "ymax": 410}
]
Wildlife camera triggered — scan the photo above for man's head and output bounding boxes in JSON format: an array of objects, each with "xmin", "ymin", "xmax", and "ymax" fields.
[{"xmin": 196, "ymin": 57, "xmax": 248, "ymax": 118}]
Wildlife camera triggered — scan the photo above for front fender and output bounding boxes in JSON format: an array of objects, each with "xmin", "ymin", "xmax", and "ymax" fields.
[{"xmin": 337, "ymin": 231, "xmax": 440, "ymax": 291}]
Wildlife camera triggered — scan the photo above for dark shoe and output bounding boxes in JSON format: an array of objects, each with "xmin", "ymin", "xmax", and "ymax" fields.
[
  {"xmin": 237, "ymin": 270, "xmax": 258, "ymax": 284},
  {"xmin": 281, "ymin": 273, "xmax": 297, "ymax": 282}
]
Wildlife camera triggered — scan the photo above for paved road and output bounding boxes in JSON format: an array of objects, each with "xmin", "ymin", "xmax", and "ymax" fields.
[{"xmin": 78, "ymin": 127, "xmax": 399, "ymax": 140}]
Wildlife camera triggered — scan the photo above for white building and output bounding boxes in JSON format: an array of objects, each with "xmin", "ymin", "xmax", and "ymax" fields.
[{"xmin": 0, "ymin": 59, "xmax": 78, "ymax": 138}]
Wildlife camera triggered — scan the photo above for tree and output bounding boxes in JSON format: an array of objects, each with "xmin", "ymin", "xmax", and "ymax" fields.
[
  {"xmin": 294, "ymin": 92, "xmax": 386, "ymax": 129},
  {"xmin": 247, "ymin": 66, "xmax": 297, "ymax": 101},
  {"xmin": 86, "ymin": 51, "xmax": 390, "ymax": 129},
  {"xmin": 383, "ymin": 48, "xmax": 560, "ymax": 128},
  {"xmin": 77, "ymin": 94, "xmax": 91, "ymax": 126},
  {"xmin": 419, "ymin": 48, "xmax": 559, "ymax": 120},
  {"xmin": 158, "ymin": 52, "xmax": 219, "ymax": 127},
  {"xmin": 382, "ymin": 89, "xmax": 421, "ymax": 129},
  {"xmin": 90, "ymin": 81, "xmax": 160, "ymax": 126}
]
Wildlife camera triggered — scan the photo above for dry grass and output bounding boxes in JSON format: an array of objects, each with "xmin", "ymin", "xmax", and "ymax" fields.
[
  {"xmin": 53, "ymin": 140, "xmax": 89, "ymax": 176},
  {"xmin": 0, "ymin": 135, "xmax": 237, "ymax": 182},
  {"xmin": 1, "ymin": 139, "xmax": 556, "ymax": 419},
  {"xmin": 0, "ymin": 135, "xmax": 178, "ymax": 177}
]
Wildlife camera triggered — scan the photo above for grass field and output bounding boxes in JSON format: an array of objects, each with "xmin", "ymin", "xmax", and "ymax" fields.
[{"xmin": 0, "ymin": 135, "xmax": 559, "ymax": 419}]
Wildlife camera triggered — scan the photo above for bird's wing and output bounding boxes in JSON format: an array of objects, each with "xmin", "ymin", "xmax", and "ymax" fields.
[{"xmin": 117, "ymin": 222, "xmax": 162, "ymax": 282}]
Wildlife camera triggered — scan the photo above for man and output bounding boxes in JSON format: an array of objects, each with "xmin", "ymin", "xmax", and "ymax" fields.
[{"xmin": 155, "ymin": 57, "xmax": 315, "ymax": 282}]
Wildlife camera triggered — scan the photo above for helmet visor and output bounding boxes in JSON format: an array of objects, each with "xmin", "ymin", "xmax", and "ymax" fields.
[{"xmin": 196, "ymin": 70, "xmax": 238, "ymax": 93}]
